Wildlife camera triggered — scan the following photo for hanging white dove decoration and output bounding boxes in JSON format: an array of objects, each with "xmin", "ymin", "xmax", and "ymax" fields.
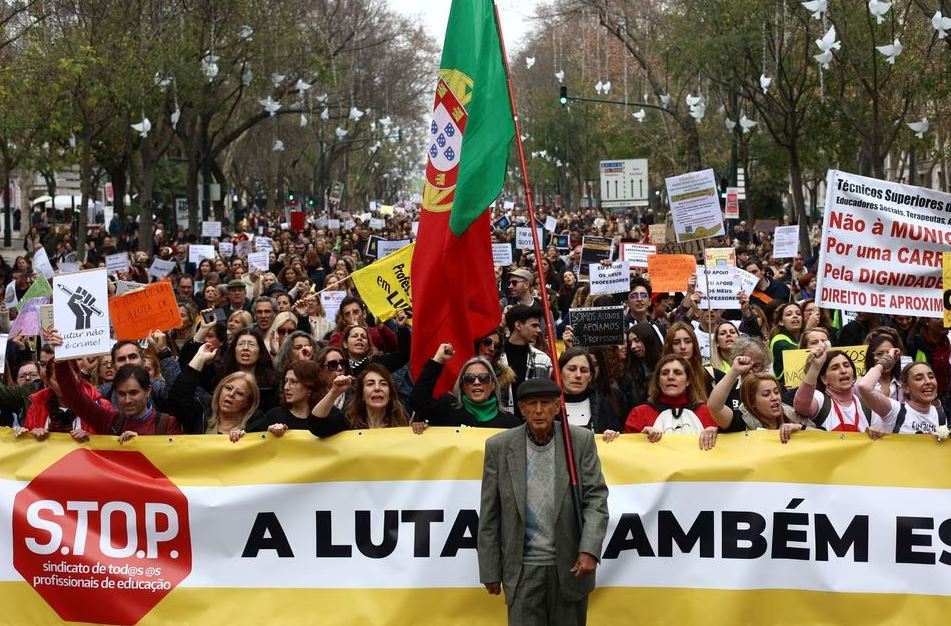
[
  {"xmin": 659, "ymin": 94, "xmax": 671, "ymax": 107},
  {"xmin": 876, "ymin": 38, "xmax": 902, "ymax": 64},
  {"xmin": 906, "ymin": 117, "xmax": 929, "ymax": 138},
  {"xmin": 272, "ymin": 140, "xmax": 284, "ymax": 152},
  {"xmin": 316, "ymin": 93, "xmax": 328, "ymax": 104},
  {"xmin": 320, "ymin": 108, "xmax": 329, "ymax": 121},
  {"xmin": 725, "ymin": 118, "xmax": 737, "ymax": 131},
  {"xmin": 867, "ymin": 0, "xmax": 892, "ymax": 24},
  {"xmin": 299, "ymin": 114, "xmax": 308, "ymax": 128},
  {"xmin": 526, "ymin": 57, "xmax": 535, "ymax": 69},
  {"xmin": 739, "ymin": 114, "xmax": 757, "ymax": 133},
  {"xmin": 378, "ymin": 116, "xmax": 392, "ymax": 129},
  {"xmin": 259, "ymin": 96, "xmax": 281, "ymax": 116},
  {"xmin": 295, "ymin": 79, "xmax": 312, "ymax": 93},
  {"xmin": 240, "ymin": 25, "xmax": 254, "ymax": 40},
  {"xmin": 131, "ymin": 117, "xmax": 151, "ymax": 138},
  {"xmin": 594, "ymin": 80, "xmax": 604, "ymax": 94},
  {"xmin": 686, "ymin": 95, "xmax": 706, "ymax": 121},
  {"xmin": 68, "ymin": 133, "xmax": 76, "ymax": 149},
  {"xmin": 242, "ymin": 68, "xmax": 253, "ymax": 86},
  {"xmin": 633, "ymin": 108, "xmax": 646, "ymax": 123},
  {"xmin": 201, "ymin": 54, "xmax": 219, "ymax": 80},
  {"xmin": 932, "ymin": 11, "xmax": 951, "ymax": 38},
  {"xmin": 555, "ymin": 70, "xmax": 565, "ymax": 82},
  {"xmin": 271, "ymin": 73, "xmax": 286, "ymax": 87},
  {"xmin": 171, "ymin": 107, "xmax": 181, "ymax": 129},
  {"xmin": 814, "ymin": 26, "xmax": 840, "ymax": 69},
  {"xmin": 800, "ymin": 0, "xmax": 827, "ymax": 20},
  {"xmin": 154, "ymin": 73, "xmax": 172, "ymax": 88},
  {"xmin": 760, "ymin": 74, "xmax": 772, "ymax": 94},
  {"xmin": 349, "ymin": 107, "xmax": 364, "ymax": 121},
  {"xmin": 335, "ymin": 127, "xmax": 349, "ymax": 139}
]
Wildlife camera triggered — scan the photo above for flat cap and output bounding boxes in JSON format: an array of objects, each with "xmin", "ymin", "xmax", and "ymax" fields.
[{"xmin": 517, "ymin": 377, "xmax": 562, "ymax": 401}]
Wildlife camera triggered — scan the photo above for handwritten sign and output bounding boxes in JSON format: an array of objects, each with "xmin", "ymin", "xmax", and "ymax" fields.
[
  {"xmin": 105, "ymin": 253, "xmax": 129, "ymax": 276},
  {"xmin": 619, "ymin": 243, "xmax": 657, "ymax": 269},
  {"xmin": 188, "ymin": 244, "xmax": 215, "ymax": 264},
  {"xmin": 247, "ymin": 251, "xmax": 270, "ymax": 273},
  {"xmin": 515, "ymin": 226, "xmax": 543, "ymax": 249},
  {"xmin": 320, "ymin": 290, "xmax": 348, "ymax": 323},
  {"xmin": 218, "ymin": 241, "xmax": 234, "ymax": 258},
  {"xmin": 148, "ymin": 258, "xmax": 177, "ymax": 279},
  {"xmin": 695, "ymin": 266, "xmax": 741, "ymax": 310},
  {"xmin": 492, "ymin": 243, "xmax": 514, "ymax": 267},
  {"xmin": 646, "ymin": 254, "xmax": 696, "ymax": 292},
  {"xmin": 52, "ymin": 269, "xmax": 111, "ymax": 359},
  {"xmin": 201, "ymin": 221, "xmax": 222, "ymax": 238},
  {"xmin": 590, "ymin": 261, "xmax": 631, "ymax": 295},
  {"xmin": 648, "ymin": 223, "xmax": 667, "ymax": 244},
  {"xmin": 109, "ymin": 281, "xmax": 181, "ymax": 341},
  {"xmin": 568, "ymin": 306, "xmax": 625, "ymax": 346}
]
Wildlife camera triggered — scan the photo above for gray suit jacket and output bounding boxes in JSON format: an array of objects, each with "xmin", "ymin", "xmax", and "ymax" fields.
[{"xmin": 478, "ymin": 423, "xmax": 609, "ymax": 605}]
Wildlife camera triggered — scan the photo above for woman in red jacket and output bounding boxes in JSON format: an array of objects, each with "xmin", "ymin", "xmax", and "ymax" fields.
[{"xmin": 16, "ymin": 358, "xmax": 112, "ymax": 441}]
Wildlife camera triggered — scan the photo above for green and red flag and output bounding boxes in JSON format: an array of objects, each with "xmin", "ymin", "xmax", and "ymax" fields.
[{"xmin": 410, "ymin": 0, "xmax": 514, "ymax": 393}]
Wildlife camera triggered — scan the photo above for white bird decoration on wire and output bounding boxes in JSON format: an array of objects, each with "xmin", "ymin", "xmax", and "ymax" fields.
[
  {"xmin": 299, "ymin": 114, "xmax": 308, "ymax": 128},
  {"xmin": 201, "ymin": 54, "xmax": 219, "ymax": 80},
  {"xmin": 659, "ymin": 94, "xmax": 671, "ymax": 107},
  {"xmin": 686, "ymin": 94, "xmax": 703, "ymax": 107},
  {"xmin": 555, "ymin": 69, "xmax": 565, "ymax": 82},
  {"xmin": 633, "ymin": 108, "xmax": 646, "ymax": 123},
  {"xmin": 867, "ymin": 0, "xmax": 892, "ymax": 24},
  {"xmin": 242, "ymin": 68, "xmax": 253, "ymax": 86},
  {"xmin": 687, "ymin": 95, "xmax": 706, "ymax": 121},
  {"xmin": 378, "ymin": 116, "xmax": 392, "ymax": 129},
  {"xmin": 876, "ymin": 38, "xmax": 902, "ymax": 64},
  {"xmin": 725, "ymin": 117, "xmax": 737, "ymax": 131},
  {"xmin": 335, "ymin": 127, "xmax": 349, "ymax": 139},
  {"xmin": 760, "ymin": 74, "xmax": 772, "ymax": 94},
  {"xmin": 932, "ymin": 11, "xmax": 951, "ymax": 38},
  {"xmin": 154, "ymin": 73, "xmax": 172, "ymax": 88},
  {"xmin": 526, "ymin": 57, "xmax": 535, "ymax": 69},
  {"xmin": 739, "ymin": 114, "xmax": 757, "ymax": 133},
  {"xmin": 271, "ymin": 73, "xmax": 286, "ymax": 87},
  {"xmin": 259, "ymin": 96, "xmax": 281, "ymax": 116},
  {"xmin": 320, "ymin": 108, "xmax": 329, "ymax": 121},
  {"xmin": 801, "ymin": 0, "xmax": 827, "ymax": 20},
  {"xmin": 68, "ymin": 133, "xmax": 76, "ymax": 149},
  {"xmin": 272, "ymin": 140, "xmax": 284, "ymax": 152},
  {"xmin": 131, "ymin": 117, "xmax": 151, "ymax": 138},
  {"xmin": 602, "ymin": 80, "xmax": 611, "ymax": 94},
  {"xmin": 594, "ymin": 80, "xmax": 604, "ymax": 94},
  {"xmin": 349, "ymin": 106, "xmax": 364, "ymax": 121},
  {"xmin": 295, "ymin": 79, "xmax": 312, "ymax": 93},
  {"xmin": 316, "ymin": 93, "xmax": 328, "ymax": 104},
  {"xmin": 171, "ymin": 107, "xmax": 181, "ymax": 129},
  {"xmin": 814, "ymin": 26, "xmax": 840, "ymax": 69},
  {"xmin": 240, "ymin": 25, "xmax": 254, "ymax": 40},
  {"xmin": 907, "ymin": 117, "xmax": 929, "ymax": 138}
]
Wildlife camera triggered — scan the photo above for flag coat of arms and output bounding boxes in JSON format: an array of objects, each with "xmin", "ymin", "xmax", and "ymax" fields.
[{"xmin": 411, "ymin": 0, "xmax": 515, "ymax": 394}]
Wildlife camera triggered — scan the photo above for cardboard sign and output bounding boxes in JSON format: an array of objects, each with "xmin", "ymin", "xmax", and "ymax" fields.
[
  {"xmin": 218, "ymin": 241, "xmax": 234, "ymax": 258},
  {"xmin": 665, "ymin": 169, "xmax": 725, "ymax": 242},
  {"xmin": 189, "ymin": 244, "xmax": 216, "ymax": 264},
  {"xmin": 590, "ymin": 261, "xmax": 631, "ymax": 295},
  {"xmin": 201, "ymin": 221, "xmax": 222, "ymax": 238},
  {"xmin": 568, "ymin": 306, "xmax": 625, "ymax": 346},
  {"xmin": 320, "ymin": 290, "xmax": 347, "ymax": 323},
  {"xmin": 772, "ymin": 225, "xmax": 800, "ymax": 259},
  {"xmin": 646, "ymin": 254, "xmax": 696, "ymax": 292},
  {"xmin": 53, "ymin": 269, "xmax": 111, "ymax": 359},
  {"xmin": 492, "ymin": 243, "xmax": 514, "ymax": 267},
  {"xmin": 783, "ymin": 345, "xmax": 868, "ymax": 388},
  {"xmin": 109, "ymin": 281, "xmax": 181, "ymax": 341},
  {"xmin": 247, "ymin": 251, "xmax": 270, "ymax": 273},
  {"xmin": 515, "ymin": 226, "xmax": 544, "ymax": 249},
  {"xmin": 32, "ymin": 247, "xmax": 54, "ymax": 280},
  {"xmin": 148, "ymin": 258, "xmax": 177, "ymax": 279},
  {"xmin": 695, "ymin": 266, "xmax": 741, "ymax": 310},
  {"xmin": 620, "ymin": 243, "xmax": 657, "ymax": 269},
  {"xmin": 105, "ymin": 252, "xmax": 130, "ymax": 276},
  {"xmin": 648, "ymin": 223, "xmax": 667, "ymax": 244}
]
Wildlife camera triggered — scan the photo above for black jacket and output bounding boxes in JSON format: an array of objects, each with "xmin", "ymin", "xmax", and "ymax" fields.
[{"xmin": 411, "ymin": 359, "xmax": 520, "ymax": 429}]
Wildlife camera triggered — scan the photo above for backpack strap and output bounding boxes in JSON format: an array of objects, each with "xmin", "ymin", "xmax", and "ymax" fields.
[
  {"xmin": 937, "ymin": 405, "xmax": 947, "ymax": 428},
  {"xmin": 155, "ymin": 413, "xmax": 170, "ymax": 436},
  {"xmin": 814, "ymin": 394, "xmax": 832, "ymax": 427},
  {"xmin": 892, "ymin": 404, "xmax": 908, "ymax": 434}
]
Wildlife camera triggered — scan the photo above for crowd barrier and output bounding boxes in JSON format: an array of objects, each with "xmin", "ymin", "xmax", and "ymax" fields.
[{"xmin": 0, "ymin": 427, "xmax": 949, "ymax": 625}]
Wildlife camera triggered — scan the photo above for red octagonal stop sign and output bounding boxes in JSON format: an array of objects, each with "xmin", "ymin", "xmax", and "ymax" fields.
[{"xmin": 13, "ymin": 449, "xmax": 192, "ymax": 625}]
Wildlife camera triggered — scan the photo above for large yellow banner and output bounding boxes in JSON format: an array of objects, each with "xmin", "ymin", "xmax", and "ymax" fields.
[
  {"xmin": 0, "ymin": 428, "xmax": 949, "ymax": 625},
  {"xmin": 349, "ymin": 243, "xmax": 414, "ymax": 324}
]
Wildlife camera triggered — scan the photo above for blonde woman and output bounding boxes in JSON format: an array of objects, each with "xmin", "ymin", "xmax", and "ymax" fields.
[{"xmin": 264, "ymin": 311, "xmax": 299, "ymax": 357}]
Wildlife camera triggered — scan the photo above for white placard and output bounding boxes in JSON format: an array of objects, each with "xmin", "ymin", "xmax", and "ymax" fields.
[
  {"xmin": 411, "ymin": 221, "xmax": 419, "ymax": 237},
  {"xmin": 771, "ymin": 225, "xmax": 800, "ymax": 259},
  {"xmin": 492, "ymin": 243, "xmax": 514, "ymax": 267},
  {"xmin": 115, "ymin": 280, "xmax": 146, "ymax": 296},
  {"xmin": 377, "ymin": 240, "xmax": 411, "ymax": 258},
  {"xmin": 320, "ymin": 290, "xmax": 347, "ymax": 323},
  {"xmin": 189, "ymin": 244, "xmax": 216, "ymax": 264},
  {"xmin": 148, "ymin": 258, "xmax": 177, "ymax": 279},
  {"xmin": 369, "ymin": 218, "xmax": 386, "ymax": 230},
  {"xmin": 254, "ymin": 237, "xmax": 273, "ymax": 251},
  {"xmin": 515, "ymin": 226, "xmax": 544, "ymax": 249},
  {"xmin": 201, "ymin": 221, "xmax": 222, "ymax": 238},
  {"xmin": 327, "ymin": 219, "xmax": 341, "ymax": 230},
  {"xmin": 619, "ymin": 243, "xmax": 657, "ymax": 269},
  {"xmin": 247, "ymin": 251, "xmax": 270, "ymax": 272},
  {"xmin": 52, "ymin": 269, "xmax": 112, "ymax": 359},
  {"xmin": 665, "ymin": 168, "xmax": 725, "ymax": 243},
  {"xmin": 695, "ymin": 266, "xmax": 741, "ymax": 310},
  {"xmin": 105, "ymin": 252, "xmax": 129, "ymax": 275},
  {"xmin": 544, "ymin": 215, "xmax": 558, "ymax": 232},
  {"xmin": 0, "ymin": 334, "xmax": 7, "ymax": 374},
  {"xmin": 359, "ymin": 212, "xmax": 372, "ymax": 222},
  {"xmin": 590, "ymin": 261, "xmax": 631, "ymax": 295},
  {"xmin": 343, "ymin": 219, "xmax": 356, "ymax": 230},
  {"xmin": 503, "ymin": 200, "xmax": 515, "ymax": 210},
  {"xmin": 32, "ymin": 247, "xmax": 54, "ymax": 279},
  {"xmin": 736, "ymin": 267, "xmax": 760, "ymax": 297},
  {"xmin": 57, "ymin": 262, "xmax": 80, "ymax": 274},
  {"xmin": 315, "ymin": 216, "xmax": 328, "ymax": 228},
  {"xmin": 236, "ymin": 241, "xmax": 252, "ymax": 258},
  {"xmin": 218, "ymin": 241, "xmax": 234, "ymax": 258}
]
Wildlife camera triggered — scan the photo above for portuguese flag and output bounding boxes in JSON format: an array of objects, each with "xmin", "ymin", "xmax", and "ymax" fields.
[{"xmin": 410, "ymin": 0, "xmax": 514, "ymax": 394}]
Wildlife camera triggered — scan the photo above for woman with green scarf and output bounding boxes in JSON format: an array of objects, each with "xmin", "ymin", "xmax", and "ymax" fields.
[{"xmin": 410, "ymin": 343, "xmax": 520, "ymax": 433}]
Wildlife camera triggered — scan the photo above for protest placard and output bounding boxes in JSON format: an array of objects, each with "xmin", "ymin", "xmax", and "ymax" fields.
[
  {"xmin": 725, "ymin": 188, "xmax": 740, "ymax": 219},
  {"xmin": 619, "ymin": 243, "xmax": 657, "ymax": 269},
  {"xmin": 515, "ymin": 226, "xmax": 543, "ymax": 249},
  {"xmin": 503, "ymin": 200, "xmax": 515, "ymax": 210},
  {"xmin": 704, "ymin": 247, "xmax": 736, "ymax": 268},
  {"xmin": 315, "ymin": 216, "xmax": 328, "ymax": 228},
  {"xmin": 695, "ymin": 266, "xmax": 741, "ymax": 310},
  {"xmin": 58, "ymin": 262, "xmax": 80, "ymax": 274},
  {"xmin": 553, "ymin": 234, "xmax": 570, "ymax": 250},
  {"xmin": 32, "ymin": 247, "xmax": 54, "ymax": 280},
  {"xmin": 580, "ymin": 236, "xmax": 613, "ymax": 280},
  {"xmin": 378, "ymin": 239, "xmax": 411, "ymax": 258},
  {"xmin": 148, "ymin": 258, "xmax": 177, "ymax": 279},
  {"xmin": 590, "ymin": 262, "xmax": 631, "ymax": 295},
  {"xmin": 753, "ymin": 219, "xmax": 779, "ymax": 234},
  {"xmin": 52, "ymin": 269, "xmax": 111, "ymax": 359},
  {"xmin": 0, "ymin": 333, "xmax": 6, "ymax": 374},
  {"xmin": 364, "ymin": 236, "xmax": 382, "ymax": 259},
  {"xmin": 349, "ymin": 244, "xmax": 414, "ymax": 324},
  {"xmin": 772, "ymin": 225, "xmax": 800, "ymax": 258},
  {"xmin": 815, "ymin": 170, "xmax": 949, "ymax": 317},
  {"xmin": 944, "ymin": 252, "xmax": 951, "ymax": 327},
  {"xmin": 115, "ymin": 280, "xmax": 146, "ymax": 296},
  {"xmin": 646, "ymin": 254, "xmax": 696, "ymax": 292},
  {"xmin": 664, "ymin": 169, "xmax": 725, "ymax": 242},
  {"xmin": 109, "ymin": 281, "xmax": 180, "ymax": 341},
  {"xmin": 783, "ymin": 345, "xmax": 868, "ymax": 388},
  {"xmin": 369, "ymin": 218, "xmax": 386, "ymax": 230},
  {"xmin": 201, "ymin": 221, "xmax": 222, "ymax": 238},
  {"xmin": 9, "ymin": 276, "xmax": 52, "ymax": 338},
  {"xmin": 648, "ymin": 223, "xmax": 667, "ymax": 244},
  {"xmin": 218, "ymin": 241, "xmax": 234, "ymax": 258},
  {"xmin": 254, "ymin": 237, "xmax": 273, "ymax": 251},
  {"xmin": 343, "ymin": 219, "xmax": 357, "ymax": 230},
  {"xmin": 188, "ymin": 244, "xmax": 215, "ymax": 264},
  {"xmin": 492, "ymin": 243, "xmax": 514, "ymax": 267},
  {"xmin": 320, "ymin": 290, "xmax": 347, "ymax": 323},
  {"xmin": 736, "ymin": 267, "xmax": 759, "ymax": 296},
  {"xmin": 105, "ymin": 253, "xmax": 129, "ymax": 276},
  {"xmin": 290, "ymin": 211, "xmax": 305, "ymax": 231},
  {"xmin": 38, "ymin": 304, "xmax": 54, "ymax": 333},
  {"xmin": 327, "ymin": 219, "xmax": 341, "ymax": 230},
  {"xmin": 568, "ymin": 306, "xmax": 625, "ymax": 346},
  {"xmin": 236, "ymin": 241, "xmax": 252, "ymax": 258},
  {"xmin": 247, "ymin": 251, "xmax": 270, "ymax": 273},
  {"xmin": 493, "ymin": 215, "xmax": 511, "ymax": 231},
  {"xmin": 545, "ymin": 215, "xmax": 557, "ymax": 232}
]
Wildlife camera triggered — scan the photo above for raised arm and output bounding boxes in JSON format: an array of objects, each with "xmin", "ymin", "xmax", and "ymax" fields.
[
  {"xmin": 707, "ymin": 357, "xmax": 752, "ymax": 428},
  {"xmin": 856, "ymin": 348, "xmax": 899, "ymax": 419},
  {"xmin": 793, "ymin": 344, "xmax": 827, "ymax": 418}
]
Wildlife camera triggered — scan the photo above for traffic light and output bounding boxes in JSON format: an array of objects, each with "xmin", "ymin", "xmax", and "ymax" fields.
[
  {"xmin": 559, "ymin": 85, "xmax": 568, "ymax": 106},
  {"xmin": 288, "ymin": 192, "xmax": 295, "ymax": 201}
]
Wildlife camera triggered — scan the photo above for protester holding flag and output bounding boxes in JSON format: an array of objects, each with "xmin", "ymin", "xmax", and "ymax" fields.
[{"xmin": 339, "ymin": 313, "xmax": 410, "ymax": 377}]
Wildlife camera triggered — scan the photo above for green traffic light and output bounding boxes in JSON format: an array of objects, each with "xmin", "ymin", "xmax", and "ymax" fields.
[{"xmin": 559, "ymin": 85, "xmax": 568, "ymax": 106}]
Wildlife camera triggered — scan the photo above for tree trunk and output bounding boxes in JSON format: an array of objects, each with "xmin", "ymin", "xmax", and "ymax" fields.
[
  {"xmin": 108, "ymin": 162, "xmax": 128, "ymax": 220},
  {"xmin": 78, "ymin": 134, "xmax": 92, "ymax": 263},
  {"xmin": 787, "ymin": 144, "xmax": 812, "ymax": 258}
]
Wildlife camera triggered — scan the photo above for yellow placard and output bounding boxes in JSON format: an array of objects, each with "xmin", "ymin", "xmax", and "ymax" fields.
[
  {"xmin": 348, "ymin": 242, "xmax": 414, "ymax": 324},
  {"xmin": 943, "ymin": 251, "xmax": 951, "ymax": 327},
  {"xmin": 782, "ymin": 344, "xmax": 868, "ymax": 387}
]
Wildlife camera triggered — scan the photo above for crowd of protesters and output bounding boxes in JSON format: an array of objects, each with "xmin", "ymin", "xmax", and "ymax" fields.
[{"xmin": 0, "ymin": 202, "xmax": 948, "ymax": 447}]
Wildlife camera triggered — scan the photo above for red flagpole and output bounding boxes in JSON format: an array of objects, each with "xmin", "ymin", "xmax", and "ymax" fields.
[{"xmin": 492, "ymin": 2, "xmax": 582, "ymax": 519}]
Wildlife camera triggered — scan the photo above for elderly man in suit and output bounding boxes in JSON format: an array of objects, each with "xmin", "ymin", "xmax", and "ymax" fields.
[{"xmin": 479, "ymin": 377, "xmax": 609, "ymax": 625}]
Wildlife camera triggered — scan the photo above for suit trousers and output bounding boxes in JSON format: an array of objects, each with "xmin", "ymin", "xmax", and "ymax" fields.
[{"xmin": 507, "ymin": 564, "xmax": 588, "ymax": 626}]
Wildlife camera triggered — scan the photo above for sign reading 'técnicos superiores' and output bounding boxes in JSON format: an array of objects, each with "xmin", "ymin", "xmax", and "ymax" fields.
[
  {"xmin": 12, "ymin": 449, "xmax": 192, "ymax": 625},
  {"xmin": 815, "ymin": 170, "xmax": 951, "ymax": 318}
]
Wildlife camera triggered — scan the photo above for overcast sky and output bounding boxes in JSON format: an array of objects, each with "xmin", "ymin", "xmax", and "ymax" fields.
[{"xmin": 391, "ymin": 0, "xmax": 548, "ymax": 55}]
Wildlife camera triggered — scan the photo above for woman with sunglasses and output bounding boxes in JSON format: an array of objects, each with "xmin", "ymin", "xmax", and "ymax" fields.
[
  {"xmin": 410, "ymin": 343, "xmax": 519, "ymax": 433},
  {"xmin": 263, "ymin": 311, "xmax": 299, "ymax": 358}
]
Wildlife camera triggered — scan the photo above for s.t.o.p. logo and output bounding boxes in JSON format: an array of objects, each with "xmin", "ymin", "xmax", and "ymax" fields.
[{"xmin": 13, "ymin": 449, "xmax": 191, "ymax": 625}]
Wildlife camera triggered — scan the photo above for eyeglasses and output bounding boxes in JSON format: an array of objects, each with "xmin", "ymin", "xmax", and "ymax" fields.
[
  {"xmin": 462, "ymin": 373, "xmax": 492, "ymax": 385},
  {"xmin": 629, "ymin": 291, "xmax": 650, "ymax": 300},
  {"xmin": 323, "ymin": 359, "xmax": 345, "ymax": 371},
  {"xmin": 482, "ymin": 337, "xmax": 502, "ymax": 350}
]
